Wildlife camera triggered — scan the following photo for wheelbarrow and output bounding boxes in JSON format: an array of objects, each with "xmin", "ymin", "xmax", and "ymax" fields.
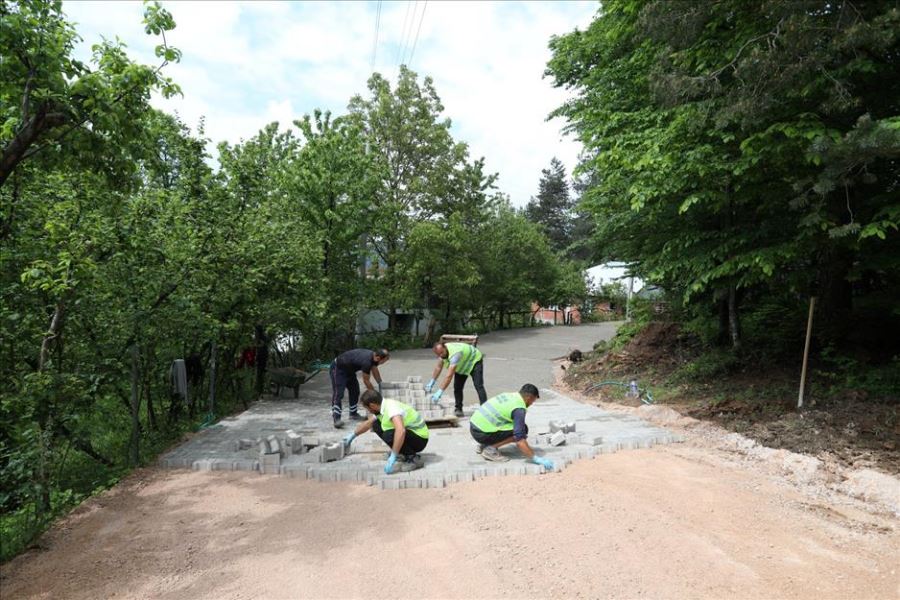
[{"xmin": 268, "ymin": 361, "xmax": 331, "ymax": 398}]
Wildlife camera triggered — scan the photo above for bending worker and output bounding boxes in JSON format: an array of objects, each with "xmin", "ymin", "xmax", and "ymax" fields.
[
  {"xmin": 343, "ymin": 390, "xmax": 429, "ymax": 474},
  {"xmin": 469, "ymin": 383, "xmax": 554, "ymax": 470},
  {"xmin": 330, "ymin": 348, "xmax": 389, "ymax": 429},
  {"xmin": 425, "ymin": 341, "xmax": 486, "ymax": 417}
]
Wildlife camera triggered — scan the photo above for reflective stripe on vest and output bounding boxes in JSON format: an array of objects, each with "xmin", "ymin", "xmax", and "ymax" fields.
[
  {"xmin": 470, "ymin": 393, "xmax": 526, "ymax": 433},
  {"xmin": 443, "ymin": 342, "xmax": 482, "ymax": 376},
  {"xmin": 378, "ymin": 398, "xmax": 430, "ymax": 439}
]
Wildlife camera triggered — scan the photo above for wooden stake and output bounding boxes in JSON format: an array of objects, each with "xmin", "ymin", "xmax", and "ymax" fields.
[{"xmin": 798, "ymin": 297, "xmax": 816, "ymax": 409}]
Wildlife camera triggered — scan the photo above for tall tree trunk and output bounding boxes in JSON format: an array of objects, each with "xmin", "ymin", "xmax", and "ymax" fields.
[
  {"xmin": 728, "ymin": 287, "xmax": 742, "ymax": 352},
  {"xmin": 142, "ymin": 345, "xmax": 157, "ymax": 430},
  {"xmin": 208, "ymin": 339, "xmax": 218, "ymax": 417},
  {"xmin": 425, "ymin": 318, "xmax": 436, "ymax": 347},
  {"xmin": 254, "ymin": 324, "xmax": 268, "ymax": 398},
  {"xmin": 144, "ymin": 370, "xmax": 156, "ymax": 431},
  {"xmin": 444, "ymin": 301, "xmax": 452, "ymax": 332},
  {"xmin": 129, "ymin": 343, "xmax": 140, "ymax": 466},
  {"xmin": 34, "ymin": 299, "xmax": 66, "ymax": 516},
  {"xmin": 717, "ymin": 295, "xmax": 729, "ymax": 346}
]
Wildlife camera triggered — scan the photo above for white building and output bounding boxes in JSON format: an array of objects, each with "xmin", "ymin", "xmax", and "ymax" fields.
[{"xmin": 586, "ymin": 262, "xmax": 643, "ymax": 294}]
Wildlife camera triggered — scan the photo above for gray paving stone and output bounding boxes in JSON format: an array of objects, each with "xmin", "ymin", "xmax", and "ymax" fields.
[
  {"xmin": 156, "ymin": 340, "xmax": 681, "ymax": 490},
  {"xmin": 549, "ymin": 431, "xmax": 567, "ymax": 446}
]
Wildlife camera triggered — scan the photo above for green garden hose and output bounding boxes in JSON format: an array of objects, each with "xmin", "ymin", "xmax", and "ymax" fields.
[{"xmin": 584, "ymin": 380, "xmax": 654, "ymax": 405}]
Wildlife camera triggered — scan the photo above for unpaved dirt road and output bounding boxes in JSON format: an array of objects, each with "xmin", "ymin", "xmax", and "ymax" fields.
[
  {"xmin": 2, "ymin": 439, "xmax": 897, "ymax": 599},
  {"xmin": 2, "ymin": 324, "xmax": 898, "ymax": 598}
]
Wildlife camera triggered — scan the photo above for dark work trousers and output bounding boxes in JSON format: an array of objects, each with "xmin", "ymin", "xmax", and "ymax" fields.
[
  {"xmin": 330, "ymin": 364, "xmax": 360, "ymax": 420},
  {"xmin": 372, "ymin": 419, "xmax": 429, "ymax": 457},
  {"xmin": 453, "ymin": 359, "xmax": 487, "ymax": 410}
]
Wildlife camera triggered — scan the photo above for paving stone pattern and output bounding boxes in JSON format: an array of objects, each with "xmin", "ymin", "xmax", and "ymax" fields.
[{"xmin": 159, "ymin": 380, "xmax": 682, "ymax": 489}]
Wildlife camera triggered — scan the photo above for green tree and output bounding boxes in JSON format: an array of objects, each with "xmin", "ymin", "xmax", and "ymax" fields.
[
  {"xmin": 0, "ymin": 0, "xmax": 181, "ymax": 188},
  {"xmin": 524, "ymin": 157, "xmax": 574, "ymax": 254},
  {"xmin": 348, "ymin": 66, "xmax": 488, "ymax": 331},
  {"xmin": 547, "ymin": 0, "xmax": 900, "ymax": 350},
  {"xmin": 475, "ymin": 203, "xmax": 560, "ymax": 328},
  {"xmin": 284, "ymin": 110, "xmax": 376, "ymax": 353}
]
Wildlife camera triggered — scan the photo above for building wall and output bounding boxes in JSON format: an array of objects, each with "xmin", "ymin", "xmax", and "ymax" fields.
[
  {"xmin": 531, "ymin": 303, "xmax": 582, "ymax": 325},
  {"xmin": 358, "ymin": 309, "xmax": 433, "ymax": 336}
]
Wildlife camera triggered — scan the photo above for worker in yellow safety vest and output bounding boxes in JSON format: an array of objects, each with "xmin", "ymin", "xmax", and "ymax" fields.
[
  {"xmin": 425, "ymin": 341, "xmax": 487, "ymax": 417},
  {"xmin": 342, "ymin": 390, "xmax": 429, "ymax": 474},
  {"xmin": 469, "ymin": 384, "xmax": 554, "ymax": 470}
]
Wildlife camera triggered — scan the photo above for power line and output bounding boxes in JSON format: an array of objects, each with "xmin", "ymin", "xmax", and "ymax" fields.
[
  {"xmin": 370, "ymin": 0, "xmax": 382, "ymax": 73},
  {"xmin": 405, "ymin": 0, "xmax": 427, "ymax": 68},
  {"xmin": 395, "ymin": 0, "xmax": 414, "ymax": 67}
]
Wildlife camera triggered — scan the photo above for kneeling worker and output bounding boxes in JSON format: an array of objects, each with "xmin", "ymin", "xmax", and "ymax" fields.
[
  {"xmin": 469, "ymin": 384, "xmax": 554, "ymax": 470},
  {"xmin": 342, "ymin": 390, "xmax": 429, "ymax": 474}
]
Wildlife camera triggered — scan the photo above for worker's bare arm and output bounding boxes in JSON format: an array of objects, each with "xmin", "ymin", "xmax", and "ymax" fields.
[
  {"xmin": 441, "ymin": 364, "xmax": 457, "ymax": 390},
  {"xmin": 515, "ymin": 438, "xmax": 535, "ymax": 459},
  {"xmin": 362, "ymin": 371, "xmax": 374, "ymax": 391},
  {"xmin": 354, "ymin": 416, "xmax": 375, "ymax": 436}
]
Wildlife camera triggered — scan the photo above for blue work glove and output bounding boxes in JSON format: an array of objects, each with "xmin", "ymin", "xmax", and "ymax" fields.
[
  {"xmin": 342, "ymin": 432, "xmax": 356, "ymax": 451},
  {"xmin": 384, "ymin": 452, "xmax": 398, "ymax": 474},
  {"xmin": 531, "ymin": 456, "xmax": 555, "ymax": 471},
  {"xmin": 424, "ymin": 378, "xmax": 436, "ymax": 393},
  {"xmin": 430, "ymin": 388, "xmax": 443, "ymax": 403}
]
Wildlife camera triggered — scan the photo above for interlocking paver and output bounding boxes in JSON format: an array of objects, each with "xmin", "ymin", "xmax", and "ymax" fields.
[{"xmin": 158, "ymin": 324, "xmax": 680, "ymax": 488}]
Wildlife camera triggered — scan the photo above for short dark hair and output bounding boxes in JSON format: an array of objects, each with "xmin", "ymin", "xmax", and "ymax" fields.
[
  {"xmin": 374, "ymin": 348, "xmax": 389, "ymax": 359},
  {"xmin": 360, "ymin": 389, "xmax": 382, "ymax": 407},
  {"xmin": 519, "ymin": 383, "xmax": 539, "ymax": 398}
]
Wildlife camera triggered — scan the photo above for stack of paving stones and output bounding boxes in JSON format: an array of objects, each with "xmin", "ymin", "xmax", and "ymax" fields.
[
  {"xmin": 380, "ymin": 376, "xmax": 451, "ymax": 420},
  {"xmin": 157, "ymin": 387, "xmax": 683, "ymax": 489}
]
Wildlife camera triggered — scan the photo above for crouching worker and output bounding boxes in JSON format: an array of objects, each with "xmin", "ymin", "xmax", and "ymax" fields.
[
  {"xmin": 469, "ymin": 384, "xmax": 554, "ymax": 471},
  {"xmin": 342, "ymin": 390, "xmax": 429, "ymax": 474}
]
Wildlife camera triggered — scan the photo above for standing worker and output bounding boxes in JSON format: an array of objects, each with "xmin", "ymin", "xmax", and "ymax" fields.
[
  {"xmin": 330, "ymin": 348, "xmax": 390, "ymax": 429},
  {"xmin": 342, "ymin": 390, "xmax": 429, "ymax": 473},
  {"xmin": 469, "ymin": 383, "xmax": 554, "ymax": 470},
  {"xmin": 425, "ymin": 341, "xmax": 487, "ymax": 417}
]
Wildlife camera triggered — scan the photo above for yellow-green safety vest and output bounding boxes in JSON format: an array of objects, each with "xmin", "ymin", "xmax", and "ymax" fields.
[
  {"xmin": 470, "ymin": 392, "xmax": 526, "ymax": 433},
  {"xmin": 378, "ymin": 398, "xmax": 429, "ymax": 439},
  {"xmin": 443, "ymin": 342, "xmax": 483, "ymax": 376}
]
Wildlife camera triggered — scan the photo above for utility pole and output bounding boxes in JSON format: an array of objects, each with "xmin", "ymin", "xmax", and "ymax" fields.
[
  {"xmin": 626, "ymin": 276, "xmax": 634, "ymax": 321},
  {"xmin": 797, "ymin": 297, "xmax": 817, "ymax": 409}
]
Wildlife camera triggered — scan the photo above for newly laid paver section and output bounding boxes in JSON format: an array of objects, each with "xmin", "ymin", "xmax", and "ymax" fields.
[{"xmin": 159, "ymin": 323, "xmax": 682, "ymax": 488}]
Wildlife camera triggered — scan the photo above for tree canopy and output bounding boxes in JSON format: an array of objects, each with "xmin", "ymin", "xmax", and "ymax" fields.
[
  {"xmin": 0, "ymin": 0, "xmax": 587, "ymax": 558},
  {"xmin": 547, "ymin": 0, "xmax": 900, "ymax": 350}
]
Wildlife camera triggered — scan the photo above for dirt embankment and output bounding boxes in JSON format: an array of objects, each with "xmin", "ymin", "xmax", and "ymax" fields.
[{"xmin": 567, "ymin": 321, "xmax": 900, "ymax": 476}]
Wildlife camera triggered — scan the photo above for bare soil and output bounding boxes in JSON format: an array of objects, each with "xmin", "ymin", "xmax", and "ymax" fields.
[
  {"xmin": 569, "ymin": 321, "xmax": 900, "ymax": 475},
  {"xmin": 2, "ymin": 392, "xmax": 898, "ymax": 599}
]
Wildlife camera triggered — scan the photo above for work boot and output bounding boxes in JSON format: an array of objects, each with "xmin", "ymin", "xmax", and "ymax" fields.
[
  {"xmin": 333, "ymin": 418, "xmax": 344, "ymax": 429},
  {"xmin": 398, "ymin": 455, "xmax": 423, "ymax": 472},
  {"xmin": 454, "ymin": 408, "xmax": 464, "ymax": 418},
  {"xmin": 401, "ymin": 454, "xmax": 425, "ymax": 465},
  {"xmin": 481, "ymin": 446, "xmax": 509, "ymax": 462},
  {"xmin": 349, "ymin": 411, "xmax": 365, "ymax": 421}
]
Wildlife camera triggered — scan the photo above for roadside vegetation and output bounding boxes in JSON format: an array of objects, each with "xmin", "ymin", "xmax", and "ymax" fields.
[
  {"xmin": 553, "ymin": 0, "xmax": 899, "ymax": 475},
  {"xmin": 0, "ymin": 1, "xmax": 592, "ymax": 561}
]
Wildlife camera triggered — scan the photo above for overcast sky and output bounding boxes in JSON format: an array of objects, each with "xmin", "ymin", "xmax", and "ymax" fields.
[{"xmin": 62, "ymin": 1, "xmax": 597, "ymax": 207}]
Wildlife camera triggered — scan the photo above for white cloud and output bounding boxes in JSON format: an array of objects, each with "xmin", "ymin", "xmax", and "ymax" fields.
[{"xmin": 63, "ymin": 0, "xmax": 596, "ymax": 205}]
